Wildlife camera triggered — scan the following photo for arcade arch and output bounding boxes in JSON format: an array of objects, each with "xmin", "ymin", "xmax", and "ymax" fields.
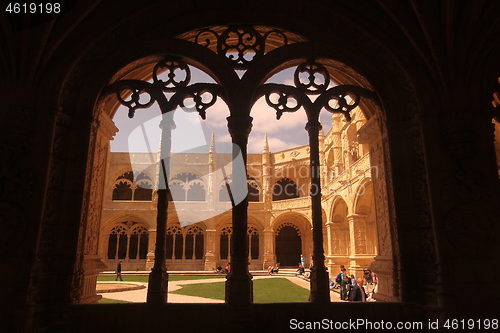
[{"xmin": 87, "ymin": 23, "xmax": 396, "ymax": 304}]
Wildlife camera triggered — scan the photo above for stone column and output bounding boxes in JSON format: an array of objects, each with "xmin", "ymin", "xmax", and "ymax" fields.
[
  {"xmin": 145, "ymin": 229, "xmax": 157, "ymax": 271},
  {"xmin": 76, "ymin": 111, "xmax": 117, "ymax": 304},
  {"xmin": 358, "ymin": 114, "xmax": 397, "ymax": 301},
  {"xmin": 325, "ymin": 222, "xmax": 335, "ymax": 274},
  {"xmin": 225, "ymin": 115, "xmax": 253, "ymax": 306},
  {"xmin": 147, "ymin": 112, "xmax": 175, "ymax": 304},
  {"xmin": 347, "ymin": 214, "xmax": 370, "ymax": 278},
  {"xmin": 204, "ymin": 228, "xmax": 217, "ymax": 270},
  {"xmin": 262, "ymin": 228, "xmax": 275, "ymax": 270},
  {"xmin": 306, "ymin": 120, "xmax": 330, "ymax": 303}
]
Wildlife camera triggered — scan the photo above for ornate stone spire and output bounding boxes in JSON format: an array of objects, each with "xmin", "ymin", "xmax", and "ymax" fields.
[
  {"xmin": 263, "ymin": 133, "xmax": 269, "ymax": 154},
  {"xmin": 209, "ymin": 132, "xmax": 215, "ymax": 167},
  {"xmin": 209, "ymin": 131, "xmax": 216, "ymax": 153}
]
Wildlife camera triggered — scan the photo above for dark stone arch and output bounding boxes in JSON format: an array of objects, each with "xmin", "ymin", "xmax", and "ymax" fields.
[{"xmin": 275, "ymin": 223, "xmax": 302, "ymax": 267}]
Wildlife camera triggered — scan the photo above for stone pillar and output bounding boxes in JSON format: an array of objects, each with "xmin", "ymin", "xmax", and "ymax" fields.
[
  {"xmin": 325, "ymin": 222, "xmax": 335, "ymax": 275},
  {"xmin": 358, "ymin": 114, "xmax": 397, "ymax": 301},
  {"xmin": 262, "ymin": 228, "xmax": 275, "ymax": 270},
  {"xmin": 204, "ymin": 228, "xmax": 217, "ymax": 270},
  {"xmin": 262, "ymin": 134, "xmax": 272, "ymax": 208},
  {"xmin": 347, "ymin": 214, "xmax": 371, "ymax": 278},
  {"xmin": 147, "ymin": 112, "xmax": 175, "ymax": 304},
  {"xmin": 306, "ymin": 119, "xmax": 330, "ymax": 303},
  {"xmin": 225, "ymin": 115, "xmax": 253, "ymax": 306},
  {"xmin": 145, "ymin": 228, "xmax": 157, "ymax": 271},
  {"xmin": 75, "ymin": 111, "xmax": 117, "ymax": 304}
]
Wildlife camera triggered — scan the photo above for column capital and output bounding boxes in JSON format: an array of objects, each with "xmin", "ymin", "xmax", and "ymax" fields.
[{"xmin": 226, "ymin": 115, "xmax": 253, "ymax": 138}]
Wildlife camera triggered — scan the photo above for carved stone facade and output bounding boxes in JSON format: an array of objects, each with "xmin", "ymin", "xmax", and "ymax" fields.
[{"xmin": 99, "ymin": 107, "xmax": 389, "ymax": 292}]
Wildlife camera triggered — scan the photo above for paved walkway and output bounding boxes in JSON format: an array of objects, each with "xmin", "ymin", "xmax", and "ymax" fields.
[{"xmin": 99, "ymin": 273, "xmax": 346, "ymax": 303}]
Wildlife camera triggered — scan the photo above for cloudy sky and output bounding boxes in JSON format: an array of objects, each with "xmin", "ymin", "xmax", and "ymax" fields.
[{"xmin": 110, "ymin": 67, "xmax": 333, "ymax": 154}]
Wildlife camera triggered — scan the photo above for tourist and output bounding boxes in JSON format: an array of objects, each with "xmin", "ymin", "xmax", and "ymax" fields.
[
  {"xmin": 115, "ymin": 261, "xmax": 123, "ymax": 281},
  {"xmin": 296, "ymin": 264, "xmax": 305, "ymax": 276},
  {"xmin": 350, "ymin": 274, "xmax": 357, "ymax": 286},
  {"xmin": 348, "ymin": 278, "xmax": 367, "ymax": 301},
  {"xmin": 339, "ymin": 268, "xmax": 349, "ymax": 300},
  {"xmin": 364, "ymin": 269, "xmax": 373, "ymax": 284}
]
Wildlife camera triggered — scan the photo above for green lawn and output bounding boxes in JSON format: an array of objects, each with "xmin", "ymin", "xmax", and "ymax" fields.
[
  {"xmin": 170, "ymin": 278, "xmax": 310, "ymax": 303},
  {"xmin": 97, "ymin": 274, "xmax": 226, "ymax": 283}
]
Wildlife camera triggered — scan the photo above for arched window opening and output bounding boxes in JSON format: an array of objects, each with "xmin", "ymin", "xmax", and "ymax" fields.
[
  {"xmin": 220, "ymin": 226, "xmax": 232, "ymax": 260},
  {"xmin": 165, "ymin": 224, "xmax": 205, "ymax": 261},
  {"xmin": 166, "ymin": 225, "xmax": 183, "ymax": 260},
  {"xmin": 112, "ymin": 171, "xmax": 153, "ymax": 201},
  {"xmin": 112, "ymin": 180, "xmax": 133, "ymax": 200},
  {"xmin": 170, "ymin": 172, "xmax": 206, "ymax": 201},
  {"xmin": 187, "ymin": 181, "xmax": 206, "ymax": 201},
  {"xmin": 96, "ymin": 24, "xmax": 394, "ymax": 304},
  {"xmin": 129, "ymin": 226, "xmax": 149, "ymax": 260},
  {"xmin": 134, "ymin": 179, "xmax": 153, "ymax": 201},
  {"xmin": 107, "ymin": 222, "xmax": 149, "ymax": 262},
  {"xmin": 275, "ymin": 223, "xmax": 302, "ymax": 267},
  {"xmin": 272, "ymin": 178, "xmax": 299, "ymax": 201},
  {"xmin": 169, "ymin": 180, "xmax": 185, "ymax": 201},
  {"xmin": 186, "ymin": 226, "xmax": 204, "ymax": 260},
  {"xmin": 248, "ymin": 226, "xmax": 259, "ymax": 260}
]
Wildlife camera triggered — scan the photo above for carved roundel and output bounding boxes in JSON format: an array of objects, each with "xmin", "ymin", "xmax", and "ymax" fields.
[
  {"xmin": 152, "ymin": 57, "xmax": 191, "ymax": 90},
  {"xmin": 294, "ymin": 59, "xmax": 330, "ymax": 95}
]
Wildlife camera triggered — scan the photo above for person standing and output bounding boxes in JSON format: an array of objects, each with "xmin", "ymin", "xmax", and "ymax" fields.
[
  {"xmin": 300, "ymin": 254, "xmax": 305, "ymax": 269},
  {"xmin": 338, "ymin": 267, "xmax": 348, "ymax": 300},
  {"xmin": 348, "ymin": 278, "xmax": 367, "ymax": 301},
  {"xmin": 115, "ymin": 261, "xmax": 123, "ymax": 281}
]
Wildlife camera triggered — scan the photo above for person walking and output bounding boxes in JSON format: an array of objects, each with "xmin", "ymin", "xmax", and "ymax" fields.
[{"xmin": 115, "ymin": 261, "xmax": 123, "ymax": 281}]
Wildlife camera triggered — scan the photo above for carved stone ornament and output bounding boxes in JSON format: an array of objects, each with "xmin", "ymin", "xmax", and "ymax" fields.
[
  {"xmin": 104, "ymin": 57, "xmax": 225, "ymax": 121},
  {"xmin": 256, "ymin": 59, "xmax": 379, "ymax": 122}
]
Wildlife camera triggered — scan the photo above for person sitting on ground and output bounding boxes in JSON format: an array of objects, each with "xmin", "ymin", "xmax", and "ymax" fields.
[
  {"xmin": 216, "ymin": 265, "xmax": 223, "ymax": 274},
  {"xmin": 272, "ymin": 263, "xmax": 280, "ymax": 274},
  {"xmin": 329, "ymin": 277, "xmax": 336, "ymax": 290},
  {"xmin": 225, "ymin": 263, "xmax": 230, "ymax": 273},
  {"xmin": 296, "ymin": 264, "xmax": 305, "ymax": 276}
]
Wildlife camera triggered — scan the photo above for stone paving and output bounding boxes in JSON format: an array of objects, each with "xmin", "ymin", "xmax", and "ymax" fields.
[{"xmin": 98, "ymin": 271, "xmax": 346, "ymax": 303}]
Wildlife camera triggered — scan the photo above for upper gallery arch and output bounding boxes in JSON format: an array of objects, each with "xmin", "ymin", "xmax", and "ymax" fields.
[{"xmin": 98, "ymin": 24, "xmax": 380, "ymax": 121}]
